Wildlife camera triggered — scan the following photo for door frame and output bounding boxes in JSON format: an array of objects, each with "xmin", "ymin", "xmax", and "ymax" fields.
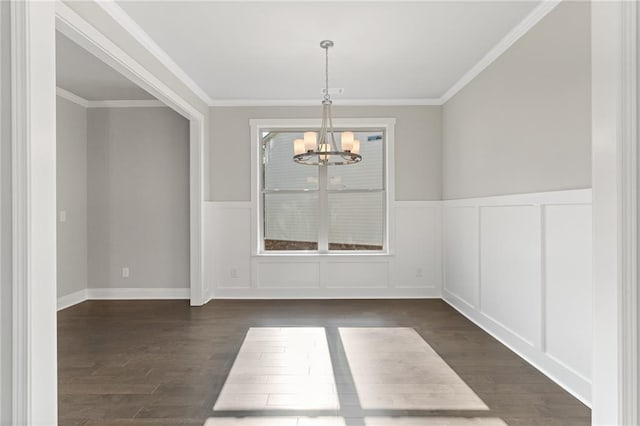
[
  {"xmin": 54, "ymin": 1, "xmax": 207, "ymax": 307},
  {"xmin": 10, "ymin": 0, "xmax": 207, "ymax": 423}
]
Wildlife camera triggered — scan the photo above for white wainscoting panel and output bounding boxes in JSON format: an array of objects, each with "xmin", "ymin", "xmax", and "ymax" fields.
[
  {"xmin": 443, "ymin": 206, "xmax": 479, "ymax": 308},
  {"xmin": 325, "ymin": 261, "xmax": 389, "ymax": 288},
  {"xmin": 204, "ymin": 201, "xmax": 442, "ymax": 298},
  {"xmin": 391, "ymin": 204, "xmax": 441, "ymax": 289},
  {"xmin": 443, "ymin": 189, "xmax": 592, "ymax": 406},
  {"xmin": 205, "ymin": 203, "xmax": 252, "ymax": 289},
  {"xmin": 544, "ymin": 204, "xmax": 592, "ymax": 381},
  {"xmin": 480, "ymin": 205, "xmax": 541, "ymax": 347},
  {"xmin": 257, "ymin": 262, "xmax": 320, "ymax": 289}
]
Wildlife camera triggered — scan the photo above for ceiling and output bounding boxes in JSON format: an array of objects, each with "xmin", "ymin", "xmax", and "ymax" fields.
[
  {"xmin": 115, "ymin": 1, "xmax": 541, "ymax": 103},
  {"xmin": 56, "ymin": 32, "xmax": 155, "ymax": 101}
]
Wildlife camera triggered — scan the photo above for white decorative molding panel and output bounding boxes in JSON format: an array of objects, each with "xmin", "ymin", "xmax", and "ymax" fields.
[
  {"xmin": 442, "ymin": 189, "xmax": 592, "ymax": 406},
  {"xmin": 204, "ymin": 201, "xmax": 442, "ymax": 299}
]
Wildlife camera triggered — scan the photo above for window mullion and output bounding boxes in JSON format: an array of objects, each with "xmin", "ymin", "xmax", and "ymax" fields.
[{"xmin": 318, "ymin": 164, "xmax": 329, "ymax": 253}]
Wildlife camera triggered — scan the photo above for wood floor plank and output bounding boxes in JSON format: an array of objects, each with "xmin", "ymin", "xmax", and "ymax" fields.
[{"xmin": 58, "ymin": 300, "xmax": 590, "ymax": 425}]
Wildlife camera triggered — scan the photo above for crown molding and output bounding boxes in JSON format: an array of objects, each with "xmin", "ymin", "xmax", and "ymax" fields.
[
  {"xmin": 440, "ymin": 0, "xmax": 561, "ymax": 103},
  {"xmin": 56, "ymin": 87, "xmax": 167, "ymax": 108},
  {"xmin": 87, "ymin": 99, "xmax": 167, "ymax": 108},
  {"xmin": 81, "ymin": 0, "xmax": 559, "ymax": 108},
  {"xmin": 56, "ymin": 87, "xmax": 89, "ymax": 107},
  {"xmin": 94, "ymin": 0, "xmax": 214, "ymax": 106},
  {"xmin": 209, "ymin": 98, "xmax": 443, "ymax": 107}
]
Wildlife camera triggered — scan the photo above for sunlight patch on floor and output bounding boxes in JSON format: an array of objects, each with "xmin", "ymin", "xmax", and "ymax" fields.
[
  {"xmin": 213, "ymin": 327, "xmax": 339, "ymax": 410},
  {"xmin": 364, "ymin": 418, "xmax": 508, "ymax": 426},
  {"xmin": 204, "ymin": 417, "xmax": 346, "ymax": 426},
  {"xmin": 339, "ymin": 328, "xmax": 489, "ymax": 410}
]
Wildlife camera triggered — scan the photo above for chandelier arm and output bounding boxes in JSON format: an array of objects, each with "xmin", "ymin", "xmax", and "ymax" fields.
[
  {"xmin": 327, "ymin": 102, "xmax": 339, "ymax": 152},
  {"xmin": 319, "ymin": 102, "xmax": 328, "ymax": 146}
]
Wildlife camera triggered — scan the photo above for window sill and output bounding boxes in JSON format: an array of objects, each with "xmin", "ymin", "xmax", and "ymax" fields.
[{"xmin": 253, "ymin": 251, "xmax": 394, "ymax": 258}]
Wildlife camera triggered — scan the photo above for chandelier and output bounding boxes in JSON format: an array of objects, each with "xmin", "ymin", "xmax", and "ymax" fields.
[{"xmin": 293, "ymin": 40, "xmax": 362, "ymax": 166}]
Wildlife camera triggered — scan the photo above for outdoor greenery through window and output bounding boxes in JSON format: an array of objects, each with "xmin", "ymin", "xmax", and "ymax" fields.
[{"xmin": 261, "ymin": 129, "xmax": 385, "ymax": 252}]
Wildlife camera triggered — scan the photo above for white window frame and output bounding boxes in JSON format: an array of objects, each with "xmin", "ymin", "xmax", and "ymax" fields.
[{"xmin": 250, "ymin": 118, "xmax": 396, "ymax": 256}]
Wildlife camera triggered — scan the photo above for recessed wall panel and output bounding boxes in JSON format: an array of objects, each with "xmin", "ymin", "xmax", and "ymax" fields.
[
  {"xmin": 480, "ymin": 205, "xmax": 540, "ymax": 345},
  {"xmin": 257, "ymin": 262, "xmax": 320, "ymax": 288},
  {"xmin": 544, "ymin": 204, "xmax": 592, "ymax": 379},
  {"xmin": 325, "ymin": 262, "xmax": 388, "ymax": 288},
  {"xmin": 444, "ymin": 206, "xmax": 478, "ymax": 306},
  {"xmin": 392, "ymin": 206, "xmax": 438, "ymax": 288},
  {"xmin": 215, "ymin": 207, "xmax": 251, "ymax": 288}
]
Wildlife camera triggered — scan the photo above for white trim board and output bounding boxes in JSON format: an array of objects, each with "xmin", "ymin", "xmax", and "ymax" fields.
[
  {"xmin": 11, "ymin": 2, "xmax": 58, "ymax": 424},
  {"xmin": 56, "ymin": 87, "xmax": 89, "ymax": 107},
  {"xmin": 56, "ymin": 87, "xmax": 166, "ymax": 108},
  {"xmin": 210, "ymin": 98, "xmax": 442, "ymax": 107},
  {"xmin": 57, "ymin": 289, "xmax": 88, "ymax": 311},
  {"xmin": 444, "ymin": 292, "xmax": 591, "ymax": 408},
  {"xmin": 56, "ymin": 288, "xmax": 190, "ymax": 311},
  {"xmin": 440, "ymin": 0, "xmax": 560, "ymax": 103},
  {"xmin": 94, "ymin": 0, "xmax": 213, "ymax": 106},
  {"xmin": 87, "ymin": 288, "xmax": 190, "ymax": 300}
]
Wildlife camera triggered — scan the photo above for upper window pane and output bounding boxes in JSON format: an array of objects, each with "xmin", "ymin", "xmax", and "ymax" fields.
[
  {"xmin": 327, "ymin": 131, "xmax": 384, "ymax": 191},
  {"xmin": 263, "ymin": 131, "xmax": 318, "ymax": 191}
]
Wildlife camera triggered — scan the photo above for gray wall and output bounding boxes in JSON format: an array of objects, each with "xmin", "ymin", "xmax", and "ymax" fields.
[
  {"xmin": 210, "ymin": 106, "xmax": 442, "ymax": 201},
  {"xmin": 442, "ymin": 1, "xmax": 591, "ymax": 199},
  {"xmin": 87, "ymin": 107, "xmax": 190, "ymax": 290},
  {"xmin": 63, "ymin": 1, "xmax": 212, "ymax": 199},
  {"xmin": 56, "ymin": 97, "xmax": 88, "ymax": 298},
  {"xmin": 0, "ymin": 2, "xmax": 11, "ymax": 422}
]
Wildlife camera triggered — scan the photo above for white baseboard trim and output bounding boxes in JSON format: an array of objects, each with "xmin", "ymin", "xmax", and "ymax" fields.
[
  {"xmin": 87, "ymin": 287, "xmax": 190, "ymax": 300},
  {"xmin": 57, "ymin": 289, "xmax": 89, "ymax": 311},
  {"xmin": 210, "ymin": 287, "xmax": 442, "ymax": 300},
  {"xmin": 57, "ymin": 287, "xmax": 190, "ymax": 310},
  {"xmin": 443, "ymin": 291, "xmax": 592, "ymax": 408}
]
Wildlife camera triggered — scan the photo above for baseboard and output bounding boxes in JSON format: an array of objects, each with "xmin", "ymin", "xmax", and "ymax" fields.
[
  {"xmin": 57, "ymin": 287, "xmax": 190, "ymax": 310},
  {"xmin": 57, "ymin": 289, "xmax": 88, "ymax": 311},
  {"xmin": 443, "ymin": 291, "xmax": 592, "ymax": 408},
  {"xmin": 210, "ymin": 287, "xmax": 442, "ymax": 299},
  {"xmin": 86, "ymin": 287, "xmax": 190, "ymax": 300}
]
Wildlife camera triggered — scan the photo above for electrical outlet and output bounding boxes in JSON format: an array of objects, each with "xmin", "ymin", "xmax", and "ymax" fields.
[
  {"xmin": 416, "ymin": 268, "xmax": 423, "ymax": 278},
  {"xmin": 230, "ymin": 268, "xmax": 238, "ymax": 278},
  {"xmin": 59, "ymin": 210, "xmax": 67, "ymax": 223},
  {"xmin": 122, "ymin": 267, "xmax": 130, "ymax": 278}
]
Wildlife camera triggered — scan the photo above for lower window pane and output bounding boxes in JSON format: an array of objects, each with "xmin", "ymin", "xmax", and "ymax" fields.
[
  {"xmin": 328, "ymin": 192, "xmax": 384, "ymax": 251},
  {"xmin": 264, "ymin": 192, "xmax": 318, "ymax": 251}
]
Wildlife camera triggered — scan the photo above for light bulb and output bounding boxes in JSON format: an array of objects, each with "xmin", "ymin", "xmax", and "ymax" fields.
[
  {"xmin": 352, "ymin": 140, "xmax": 360, "ymax": 155},
  {"xmin": 319, "ymin": 143, "xmax": 330, "ymax": 161},
  {"xmin": 294, "ymin": 139, "xmax": 305, "ymax": 155},
  {"xmin": 341, "ymin": 131, "xmax": 354, "ymax": 152},
  {"xmin": 304, "ymin": 132, "xmax": 317, "ymax": 152}
]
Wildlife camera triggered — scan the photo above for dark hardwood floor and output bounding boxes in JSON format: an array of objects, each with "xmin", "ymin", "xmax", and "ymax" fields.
[{"xmin": 57, "ymin": 299, "xmax": 591, "ymax": 426}]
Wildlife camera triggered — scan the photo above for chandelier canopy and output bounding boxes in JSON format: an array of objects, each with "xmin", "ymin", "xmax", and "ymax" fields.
[{"xmin": 293, "ymin": 40, "xmax": 362, "ymax": 166}]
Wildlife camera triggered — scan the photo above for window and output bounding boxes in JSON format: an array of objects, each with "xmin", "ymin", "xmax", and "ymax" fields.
[{"xmin": 254, "ymin": 119, "xmax": 393, "ymax": 254}]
